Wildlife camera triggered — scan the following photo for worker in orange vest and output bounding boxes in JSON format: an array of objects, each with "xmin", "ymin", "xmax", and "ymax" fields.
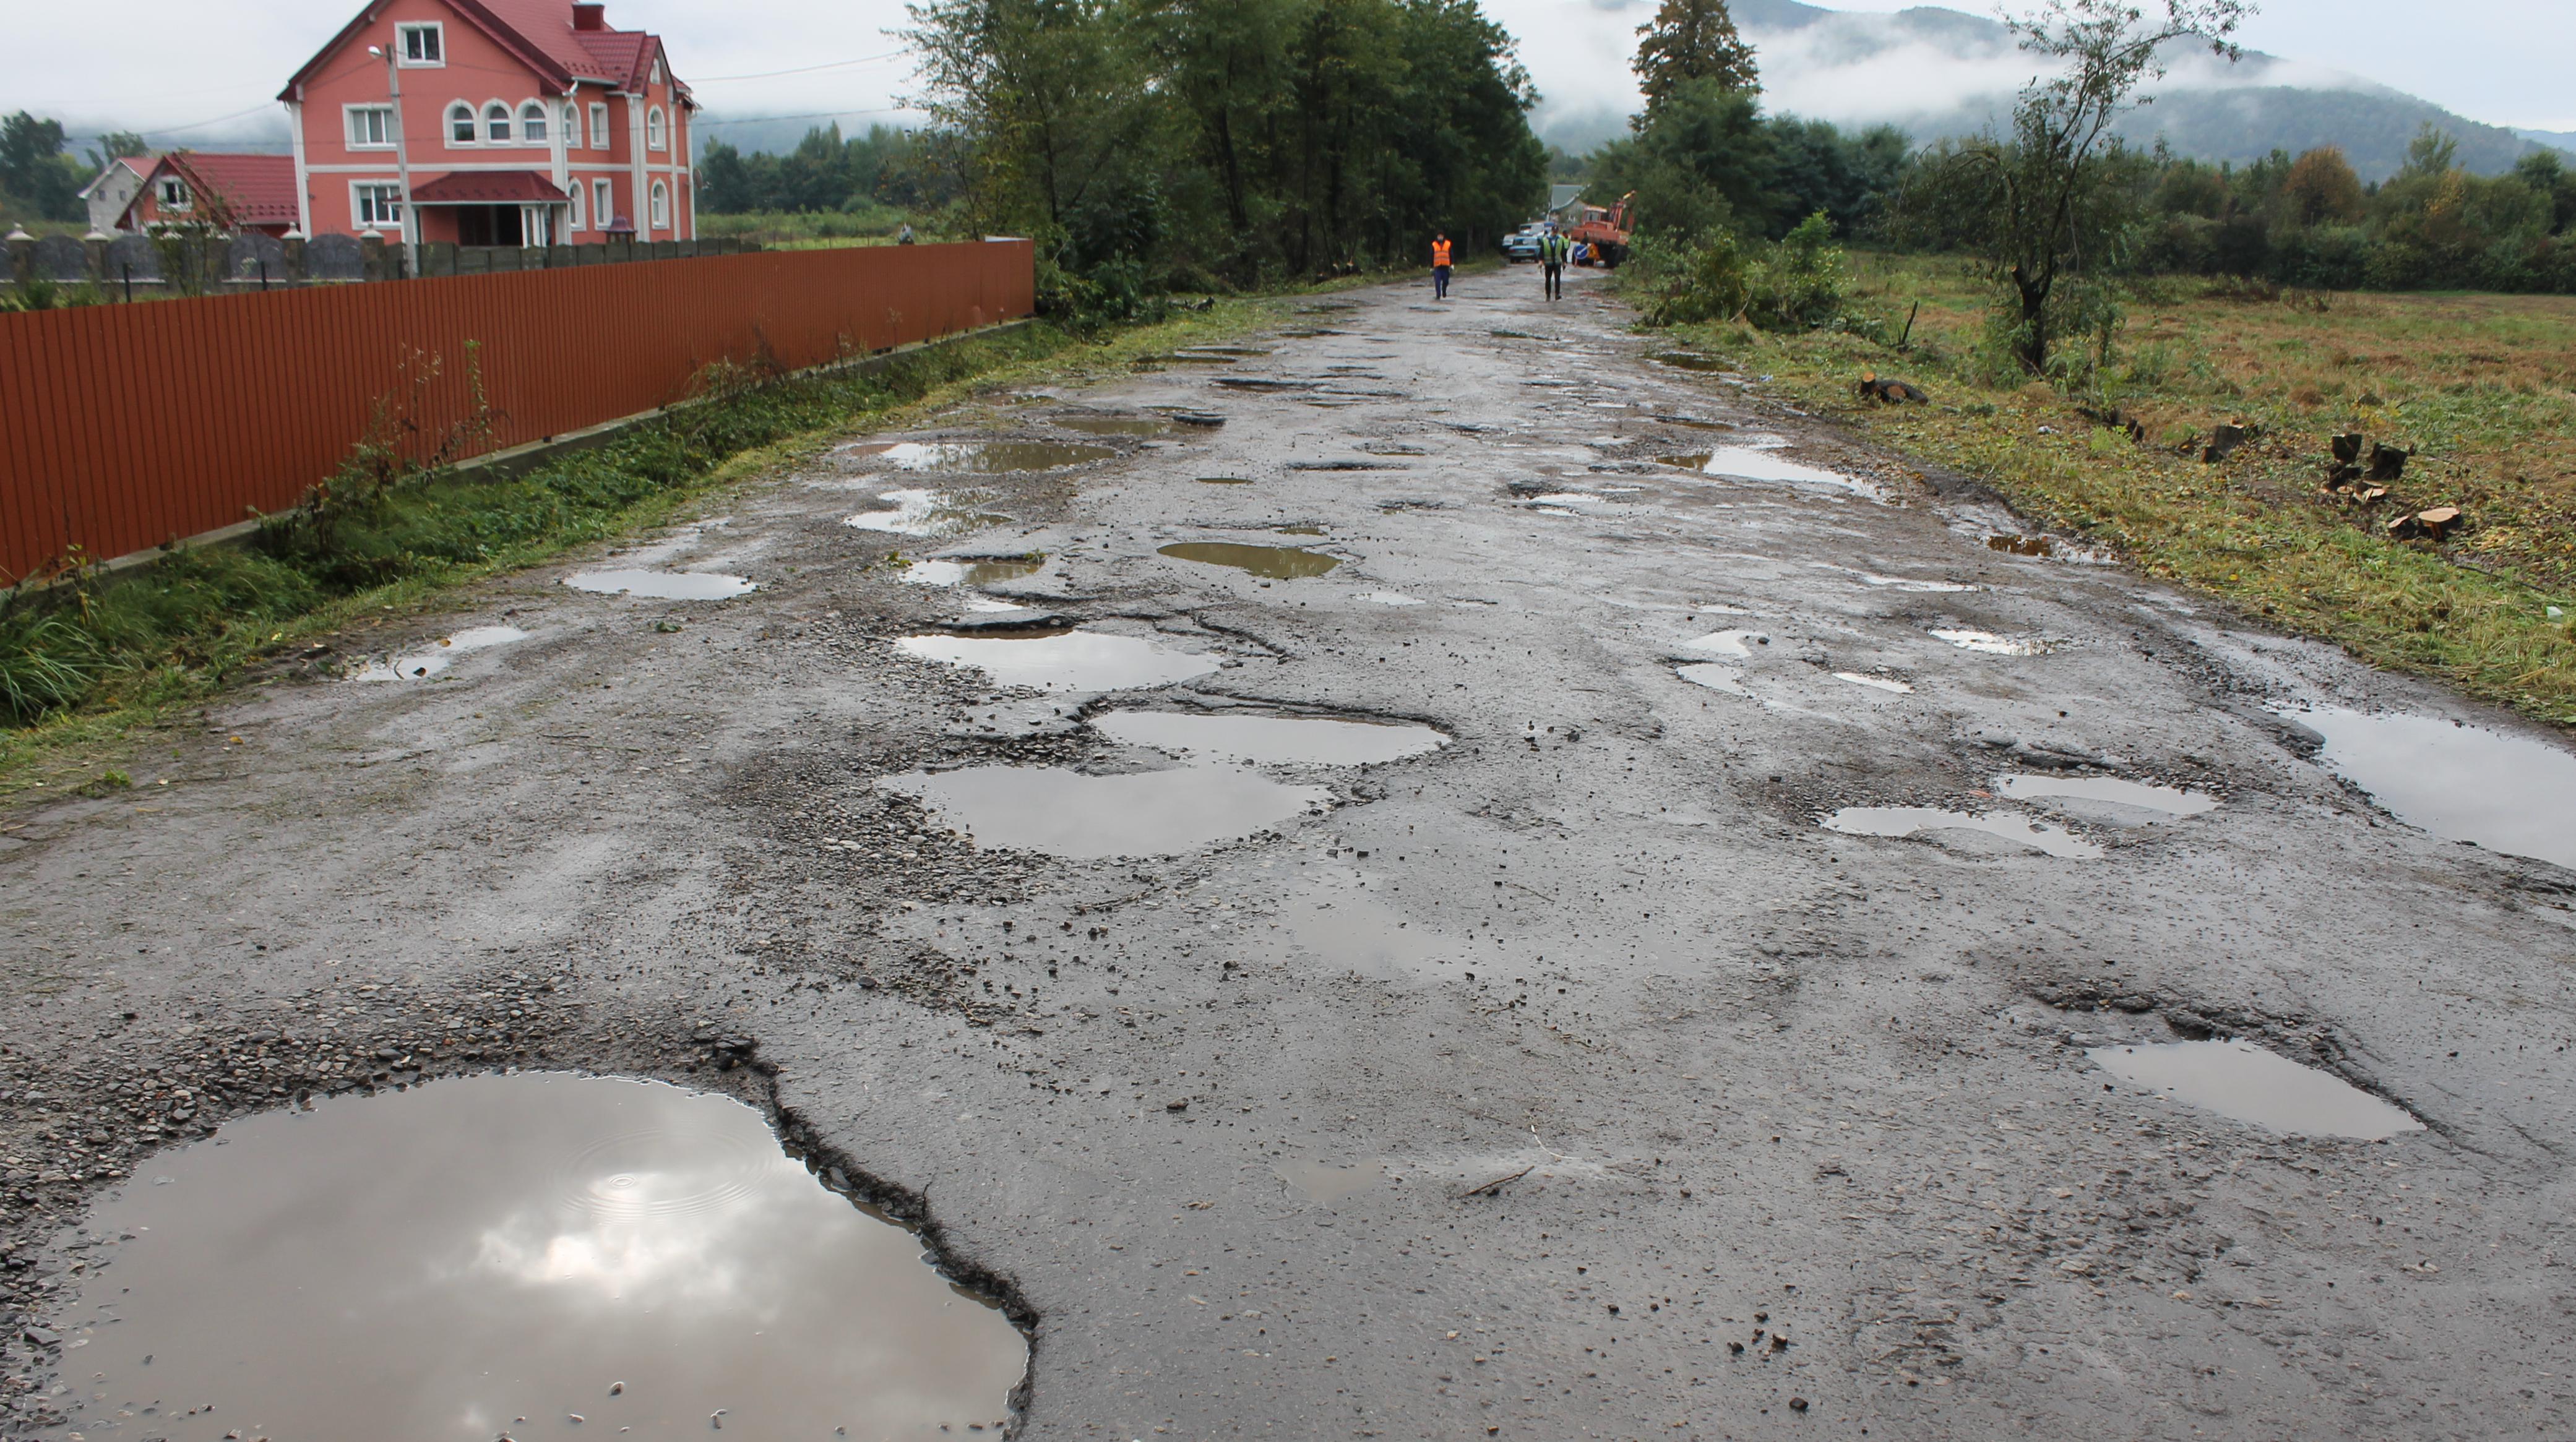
[{"xmin": 1430, "ymin": 233, "xmax": 1454, "ymax": 300}]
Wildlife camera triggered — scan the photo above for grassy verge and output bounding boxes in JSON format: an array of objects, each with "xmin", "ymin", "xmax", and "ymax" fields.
[
  {"xmin": 1642, "ymin": 251, "xmax": 2576, "ymax": 728},
  {"xmin": 0, "ymin": 296, "xmax": 1292, "ymax": 799}
]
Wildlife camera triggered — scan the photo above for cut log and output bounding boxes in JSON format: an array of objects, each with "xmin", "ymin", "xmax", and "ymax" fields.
[
  {"xmin": 2366, "ymin": 442, "xmax": 2411, "ymax": 483},
  {"xmin": 2202, "ymin": 423, "xmax": 2253, "ymax": 464},
  {"xmin": 2416, "ymin": 505, "xmax": 2462, "ymax": 539},
  {"xmin": 2330, "ymin": 432, "xmax": 2366, "ymax": 465}
]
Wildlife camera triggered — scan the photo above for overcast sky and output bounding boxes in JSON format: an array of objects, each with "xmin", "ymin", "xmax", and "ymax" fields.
[{"xmin": 7, "ymin": 0, "xmax": 2570, "ymax": 147}]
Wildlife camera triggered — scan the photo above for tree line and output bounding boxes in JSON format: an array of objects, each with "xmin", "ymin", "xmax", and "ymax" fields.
[{"xmin": 0, "ymin": 113, "xmax": 147, "ymax": 228}]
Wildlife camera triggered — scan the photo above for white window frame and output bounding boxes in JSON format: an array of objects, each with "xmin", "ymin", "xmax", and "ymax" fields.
[
  {"xmin": 344, "ymin": 103, "xmax": 395, "ymax": 149},
  {"xmin": 593, "ymin": 178, "xmax": 614, "ymax": 228},
  {"xmin": 519, "ymin": 100, "xmax": 549, "ymax": 144},
  {"xmin": 647, "ymin": 106, "xmax": 666, "ymax": 151},
  {"xmin": 483, "ymin": 100, "xmax": 512, "ymax": 144},
  {"xmin": 567, "ymin": 179, "xmax": 585, "ymax": 231},
  {"xmin": 588, "ymin": 102, "xmax": 609, "ymax": 149},
  {"xmin": 649, "ymin": 179, "xmax": 668, "ymax": 228},
  {"xmin": 447, "ymin": 101, "xmax": 476, "ymax": 146},
  {"xmin": 156, "ymin": 176, "xmax": 190, "ymax": 210},
  {"xmin": 351, "ymin": 181, "xmax": 404, "ymax": 230},
  {"xmin": 396, "ymin": 22, "xmax": 444, "ymax": 66}
]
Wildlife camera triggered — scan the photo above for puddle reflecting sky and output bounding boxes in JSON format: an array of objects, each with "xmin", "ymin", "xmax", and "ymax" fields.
[
  {"xmin": 874, "ymin": 440, "xmax": 1114, "ymax": 473},
  {"xmin": 1822, "ymin": 805, "xmax": 2103, "ymax": 859},
  {"xmin": 1159, "ymin": 542, "xmax": 1342, "ymax": 579},
  {"xmin": 882, "ymin": 765, "xmax": 1326, "ymax": 857},
  {"xmin": 894, "ymin": 557, "xmax": 1045, "ymax": 589},
  {"xmin": 1834, "ymin": 672, "xmax": 1912, "ymax": 693},
  {"xmin": 846, "ymin": 488, "xmax": 1007, "ymax": 537},
  {"xmin": 1661, "ymin": 445, "xmax": 1878, "ymax": 496},
  {"xmin": 1093, "ymin": 710, "xmax": 1447, "ymax": 765},
  {"xmin": 350, "ymin": 625, "xmax": 528, "ymax": 681},
  {"xmin": 54, "ymin": 1074, "xmax": 1023, "ymax": 1441},
  {"xmin": 2293, "ymin": 707, "xmax": 2576, "ymax": 870},
  {"xmin": 2090, "ymin": 1041, "xmax": 2423, "ymax": 1139},
  {"xmin": 562, "ymin": 570, "xmax": 756, "ymax": 601},
  {"xmin": 1932, "ymin": 627, "xmax": 2046, "ymax": 655},
  {"xmin": 895, "ymin": 628, "xmax": 1220, "ymax": 692},
  {"xmin": 1996, "ymin": 773, "xmax": 2216, "ymax": 818}
]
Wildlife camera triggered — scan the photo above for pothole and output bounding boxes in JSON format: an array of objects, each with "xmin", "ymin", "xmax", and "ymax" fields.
[
  {"xmin": 562, "ymin": 570, "xmax": 756, "ymax": 600},
  {"xmin": 46, "ymin": 1073, "xmax": 1025, "ymax": 1438},
  {"xmin": 1197, "ymin": 476, "xmax": 1254, "ymax": 486},
  {"xmin": 1660, "ymin": 444, "xmax": 1880, "ymax": 497},
  {"xmin": 1056, "ymin": 414, "xmax": 1171, "ymax": 437},
  {"xmin": 2089, "ymin": 1040, "xmax": 2424, "ymax": 1139},
  {"xmin": 1093, "ymin": 710, "xmax": 1447, "ymax": 765},
  {"xmin": 1932, "ymin": 627, "xmax": 2047, "ymax": 656},
  {"xmin": 1158, "ymin": 542, "xmax": 1342, "ymax": 579},
  {"xmin": 1995, "ymin": 773, "xmax": 2216, "ymax": 820},
  {"xmin": 350, "ymin": 625, "xmax": 529, "ymax": 681},
  {"xmin": 846, "ymin": 487, "xmax": 1010, "ymax": 536},
  {"xmin": 1833, "ymin": 672, "xmax": 1912, "ymax": 693},
  {"xmin": 1682, "ymin": 629, "xmax": 1768, "ymax": 659},
  {"xmin": 871, "ymin": 440, "xmax": 1114, "ymax": 473},
  {"xmin": 893, "ymin": 556, "xmax": 1046, "ymax": 588},
  {"xmin": 1820, "ymin": 805, "xmax": 2102, "ymax": 859},
  {"xmin": 879, "ymin": 765, "xmax": 1325, "ymax": 857},
  {"xmin": 2288, "ymin": 706, "xmax": 2576, "ymax": 870},
  {"xmin": 1649, "ymin": 352, "xmax": 1729, "ymax": 371},
  {"xmin": 895, "ymin": 628, "xmax": 1221, "ymax": 692}
]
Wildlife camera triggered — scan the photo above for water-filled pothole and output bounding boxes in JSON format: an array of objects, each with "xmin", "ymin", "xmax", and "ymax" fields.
[
  {"xmin": 1650, "ymin": 352, "xmax": 1728, "ymax": 371},
  {"xmin": 874, "ymin": 440, "xmax": 1114, "ymax": 473},
  {"xmin": 1660, "ymin": 445, "xmax": 1876, "ymax": 495},
  {"xmin": 895, "ymin": 556, "xmax": 1046, "ymax": 588},
  {"xmin": 351, "ymin": 625, "xmax": 529, "ymax": 680},
  {"xmin": 1682, "ymin": 629, "xmax": 1768, "ymax": 659},
  {"xmin": 2090, "ymin": 1040, "xmax": 2423, "ymax": 1139},
  {"xmin": 1159, "ymin": 542, "xmax": 1342, "ymax": 578},
  {"xmin": 1822, "ymin": 805, "xmax": 2101, "ymax": 859},
  {"xmin": 896, "ymin": 628, "xmax": 1220, "ymax": 692},
  {"xmin": 881, "ymin": 765, "xmax": 1325, "ymax": 857},
  {"xmin": 563, "ymin": 570, "xmax": 757, "ymax": 600},
  {"xmin": 1677, "ymin": 663, "xmax": 1749, "ymax": 695},
  {"xmin": 2291, "ymin": 706, "xmax": 2576, "ymax": 870},
  {"xmin": 1834, "ymin": 672, "xmax": 1912, "ymax": 693},
  {"xmin": 49, "ymin": 1073, "xmax": 1025, "ymax": 1440},
  {"xmin": 846, "ymin": 487, "xmax": 1010, "ymax": 536},
  {"xmin": 1932, "ymin": 627, "xmax": 2047, "ymax": 655},
  {"xmin": 1996, "ymin": 773, "xmax": 2216, "ymax": 818},
  {"xmin": 1056, "ymin": 415, "xmax": 1171, "ymax": 437},
  {"xmin": 1198, "ymin": 476, "xmax": 1254, "ymax": 485},
  {"xmin": 1094, "ymin": 710, "xmax": 1447, "ymax": 765}
]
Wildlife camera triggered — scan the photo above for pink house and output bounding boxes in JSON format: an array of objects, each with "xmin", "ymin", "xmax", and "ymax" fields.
[{"xmin": 278, "ymin": 0, "xmax": 696, "ymax": 247}]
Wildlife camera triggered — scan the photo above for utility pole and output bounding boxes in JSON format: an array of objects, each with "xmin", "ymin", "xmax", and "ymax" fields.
[{"xmin": 371, "ymin": 44, "xmax": 419, "ymax": 278}]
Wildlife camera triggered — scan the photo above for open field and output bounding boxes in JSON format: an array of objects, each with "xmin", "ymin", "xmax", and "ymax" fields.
[
  {"xmin": 694, "ymin": 208, "xmax": 934, "ymax": 250},
  {"xmin": 1655, "ymin": 252, "xmax": 2576, "ymax": 727}
]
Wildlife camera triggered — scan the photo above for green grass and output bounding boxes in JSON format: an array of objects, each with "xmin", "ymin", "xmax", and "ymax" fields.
[
  {"xmin": 695, "ymin": 208, "xmax": 936, "ymax": 250},
  {"xmin": 1643, "ymin": 251, "xmax": 2576, "ymax": 728},
  {"xmin": 0, "ymin": 296, "xmax": 1288, "ymax": 799}
]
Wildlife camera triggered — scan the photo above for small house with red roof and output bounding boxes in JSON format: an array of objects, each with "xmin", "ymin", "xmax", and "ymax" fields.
[
  {"xmin": 280, "ymin": 0, "xmax": 696, "ymax": 246},
  {"xmin": 80, "ymin": 155, "xmax": 158, "ymax": 234},
  {"xmin": 118, "ymin": 153, "xmax": 303, "ymax": 238}
]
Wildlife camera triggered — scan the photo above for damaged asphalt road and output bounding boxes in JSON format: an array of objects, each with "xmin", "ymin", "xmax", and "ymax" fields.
[{"xmin": 4, "ymin": 267, "xmax": 2574, "ymax": 1439}]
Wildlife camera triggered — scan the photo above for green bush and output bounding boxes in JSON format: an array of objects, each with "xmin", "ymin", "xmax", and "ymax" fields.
[{"xmin": 1637, "ymin": 211, "xmax": 1851, "ymax": 332}]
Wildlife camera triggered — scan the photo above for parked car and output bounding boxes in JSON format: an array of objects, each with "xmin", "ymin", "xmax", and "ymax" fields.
[{"xmin": 1500, "ymin": 226, "xmax": 1544, "ymax": 262}]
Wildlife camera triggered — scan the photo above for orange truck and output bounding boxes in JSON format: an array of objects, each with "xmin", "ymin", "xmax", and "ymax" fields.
[{"xmin": 1566, "ymin": 192, "xmax": 1635, "ymax": 267}]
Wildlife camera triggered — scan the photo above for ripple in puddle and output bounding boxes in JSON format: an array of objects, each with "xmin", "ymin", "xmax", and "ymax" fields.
[
  {"xmin": 895, "ymin": 556, "xmax": 1045, "ymax": 588},
  {"xmin": 1160, "ymin": 541, "xmax": 1341, "ymax": 578},
  {"xmin": 1932, "ymin": 627, "xmax": 2046, "ymax": 655},
  {"xmin": 1095, "ymin": 709, "xmax": 1447, "ymax": 765},
  {"xmin": 1822, "ymin": 805, "xmax": 2101, "ymax": 859},
  {"xmin": 2091, "ymin": 1040, "xmax": 2423, "ymax": 1139},
  {"xmin": 563, "ymin": 569, "xmax": 756, "ymax": 600},
  {"xmin": 896, "ymin": 627, "xmax": 1218, "ymax": 692},
  {"xmin": 350, "ymin": 625, "xmax": 528, "ymax": 680},
  {"xmin": 51, "ymin": 1073, "xmax": 1023, "ymax": 1440},
  {"xmin": 1996, "ymin": 773, "xmax": 2216, "ymax": 818},
  {"xmin": 874, "ymin": 440, "xmax": 1114, "ymax": 473},
  {"xmin": 881, "ymin": 765, "xmax": 1325, "ymax": 857},
  {"xmin": 2291, "ymin": 706, "xmax": 2576, "ymax": 869}
]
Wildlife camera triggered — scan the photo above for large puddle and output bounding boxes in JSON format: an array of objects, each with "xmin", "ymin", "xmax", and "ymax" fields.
[
  {"xmin": 48, "ymin": 1073, "xmax": 1023, "ymax": 1440},
  {"xmin": 882, "ymin": 765, "xmax": 1326, "ymax": 857},
  {"xmin": 2090, "ymin": 1040, "xmax": 2423, "ymax": 1139},
  {"xmin": 1660, "ymin": 444, "xmax": 1876, "ymax": 496},
  {"xmin": 1932, "ymin": 627, "xmax": 2046, "ymax": 656},
  {"xmin": 351, "ymin": 625, "xmax": 528, "ymax": 681},
  {"xmin": 1996, "ymin": 773, "xmax": 2217, "ymax": 819},
  {"xmin": 872, "ymin": 440, "xmax": 1114, "ymax": 473},
  {"xmin": 846, "ymin": 488, "xmax": 1008, "ymax": 537},
  {"xmin": 1822, "ymin": 805, "xmax": 2103, "ymax": 859},
  {"xmin": 1158, "ymin": 542, "xmax": 1342, "ymax": 579},
  {"xmin": 895, "ymin": 556, "xmax": 1045, "ymax": 588},
  {"xmin": 562, "ymin": 569, "xmax": 757, "ymax": 600},
  {"xmin": 2292, "ymin": 706, "xmax": 2576, "ymax": 870},
  {"xmin": 1093, "ymin": 709, "xmax": 1447, "ymax": 765},
  {"xmin": 895, "ymin": 628, "xmax": 1220, "ymax": 692}
]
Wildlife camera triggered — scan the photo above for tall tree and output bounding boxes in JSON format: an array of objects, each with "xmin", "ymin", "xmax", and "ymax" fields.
[{"xmin": 1631, "ymin": 0, "xmax": 1758, "ymax": 111}]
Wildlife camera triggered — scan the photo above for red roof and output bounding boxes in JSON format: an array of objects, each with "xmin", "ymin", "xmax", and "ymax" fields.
[
  {"xmin": 408, "ymin": 170, "xmax": 571, "ymax": 204},
  {"xmin": 280, "ymin": 0, "xmax": 686, "ymax": 101},
  {"xmin": 154, "ymin": 152, "xmax": 299, "ymax": 230}
]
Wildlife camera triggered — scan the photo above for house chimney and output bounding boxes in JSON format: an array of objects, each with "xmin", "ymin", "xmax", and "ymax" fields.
[{"xmin": 572, "ymin": 2, "xmax": 605, "ymax": 30}]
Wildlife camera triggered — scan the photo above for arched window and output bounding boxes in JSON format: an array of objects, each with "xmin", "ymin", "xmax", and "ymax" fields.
[
  {"xmin": 484, "ymin": 101, "xmax": 512, "ymax": 143},
  {"xmin": 650, "ymin": 180, "xmax": 668, "ymax": 228},
  {"xmin": 519, "ymin": 101, "xmax": 548, "ymax": 142},
  {"xmin": 646, "ymin": 106, "xmax": 665, "ymax": 151},
  {"xmin": 448, "ymin": 101, "xmax": 476, "ymax": 145}
]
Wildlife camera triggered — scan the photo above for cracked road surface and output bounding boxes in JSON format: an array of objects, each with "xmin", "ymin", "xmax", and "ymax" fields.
[{"xmin": 7, "ymin": 268, "xmax": 2576, "ymax": 1439}]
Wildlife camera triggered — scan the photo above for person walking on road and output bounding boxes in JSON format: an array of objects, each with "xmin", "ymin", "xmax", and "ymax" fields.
[
  {"xmin": 1538, "ymin": 224, "xmax": 1568, "ymax": 301},
  {"xmin": 1430, "ymin": 233, "xmax": 1454, "ymax": 300}
]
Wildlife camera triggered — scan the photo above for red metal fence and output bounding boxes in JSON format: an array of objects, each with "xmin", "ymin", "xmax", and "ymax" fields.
[{"xmin": 0, "ymin": 240, "xmax": 1035, "ymax": 583}]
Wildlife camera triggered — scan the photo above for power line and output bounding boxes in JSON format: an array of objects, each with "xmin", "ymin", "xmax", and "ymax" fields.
[
  {"xmin": 689, "ymin": 49, "xmax": 910, "ymax": 83},
  {"xmin": 695, "ymin": 106, "xmax": 915, "ymax": 127}
]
